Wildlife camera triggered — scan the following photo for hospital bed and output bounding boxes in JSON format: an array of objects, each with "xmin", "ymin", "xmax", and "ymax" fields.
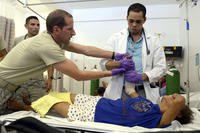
[
  {"xmin": 1, "ymin": 109, "xmax": 200, "ymax": 133},
  {"xmin": 1, "ymin": 92, "xmax": 200, "ymax": 133}
]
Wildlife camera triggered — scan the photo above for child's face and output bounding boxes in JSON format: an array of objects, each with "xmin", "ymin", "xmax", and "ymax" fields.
[
  {"xmin": 161, "ymin": 95, "xmax": 174, "ymax": 107},
  {"xmin": 161, "ymin": 94, "xmax": 182, "ymax": 107}
]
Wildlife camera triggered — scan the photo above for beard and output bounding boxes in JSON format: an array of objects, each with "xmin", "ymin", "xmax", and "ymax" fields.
[
  {"xmin": 60, "ymin": 40, "xmax": 70, "ymax": 49},
  {"xmin": 129, "ymin": 28, "xmax": 142, "ymax": 36}
]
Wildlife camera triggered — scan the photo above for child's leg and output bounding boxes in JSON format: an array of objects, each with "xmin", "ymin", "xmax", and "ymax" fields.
[
  {"xmin": 52, "ymin": 102, "xmax": 70, "ymax": 118},
  {"xmin": 48, "ymin": 92, "xmax": 72, "ymax": 104},
  {"xmin": 70, "ymin": 93, "xmax": 76, "ymax": 104},
  {"xmin": 125, "ymin": 81, "xmax": 137, "ymax": 98},
  {"xmin": 129, "ymin": 92, "xmax": 139, "ymax": 98}
]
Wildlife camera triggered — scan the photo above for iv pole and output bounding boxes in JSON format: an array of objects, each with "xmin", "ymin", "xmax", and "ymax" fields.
[
  {"xmin": 177, "ymin": 0, "xmax": 190, "ymax": 105},
  {"xmin": 178, "ymin": 0, "xmax": 199, "ymax": 106},
  {"xmin": 82, "ymin": 55, "xmax": 86, "ymax": 94},
  {"xmin": 185, "ymin": 0, "xmax": 190, "ymax": 106}
]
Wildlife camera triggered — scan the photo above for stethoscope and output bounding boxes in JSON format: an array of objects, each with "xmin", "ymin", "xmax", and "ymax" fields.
[{"xmin": 142, "ymin": 28, "xmax": 150, "ymax": 55}]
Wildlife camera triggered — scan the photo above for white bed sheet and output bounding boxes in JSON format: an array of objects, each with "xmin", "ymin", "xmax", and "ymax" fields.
[{"xmin": 0, "ymin": 109, "xmax": 200, "ymax": 133}]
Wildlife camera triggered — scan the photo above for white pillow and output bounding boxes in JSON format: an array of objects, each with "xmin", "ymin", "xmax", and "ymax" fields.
[{"xmin": 181, "ymin": 91, "xmax": 200, "ymax": 109}]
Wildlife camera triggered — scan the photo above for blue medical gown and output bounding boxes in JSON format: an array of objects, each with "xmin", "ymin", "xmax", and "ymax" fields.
[{"xmin": 94, "ymin": 96, "xmax": 162, "ymax": 128}]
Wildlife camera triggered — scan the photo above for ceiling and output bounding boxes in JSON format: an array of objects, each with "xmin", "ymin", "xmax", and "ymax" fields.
[
  {"xmin": 19, "ymin": 0, "xmax": 180, "ymax": 10},
  {"xmin": 16, "ymin": 0, "xmax": 180, "ymax": 20}
]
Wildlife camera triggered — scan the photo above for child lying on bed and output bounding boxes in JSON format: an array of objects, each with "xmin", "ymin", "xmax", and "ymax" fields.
[{"xmin": 31, "ymin": 91, "xmax": 194, "ymax": 128}]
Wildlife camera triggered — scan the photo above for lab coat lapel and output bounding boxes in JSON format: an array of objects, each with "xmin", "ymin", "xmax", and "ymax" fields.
[
  {"xmin": 142, "ymin": 36, "xmax": 147, "ymax": 71},
  {"xmin": 116, "ymin": 29, "xmax": 129, "ymax": 53}
]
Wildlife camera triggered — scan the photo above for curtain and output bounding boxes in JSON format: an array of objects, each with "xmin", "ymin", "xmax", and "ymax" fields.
[
  {"xmin": 0, "ymin": 0, "xmax": 15, "ymax": 19},
  {"xmin": 0, "ymin": 0, "xmax": 15, "ymax": 51}
]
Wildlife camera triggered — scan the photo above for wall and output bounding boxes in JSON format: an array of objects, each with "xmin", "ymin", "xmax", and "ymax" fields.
[
  {"xmin": 64, "ymin": 4, "xmax": 180, "ymax": 95},
  {"xmin": 189, "ymin": 3, "xmax": 200, "ymax": 92},
  {"xmin": 12, "ymin": 1, "xmax": 198, "ymax": 94}
]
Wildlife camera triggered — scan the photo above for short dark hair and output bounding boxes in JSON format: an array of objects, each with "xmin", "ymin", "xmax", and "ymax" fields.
[
  {"xmin": 127, "ymin": 3, "xmax": 146, "ymax": 18},
  {"xmin": 25, "ymin": 16, "xmax": 39, "ymax": 24},
  {"xmin": 175, "ymin": 105, "xmax": 194, "ymax": 124},
  {"xmin": 46, "ymin": 9, "xmax": 73, "ymax": 33}
]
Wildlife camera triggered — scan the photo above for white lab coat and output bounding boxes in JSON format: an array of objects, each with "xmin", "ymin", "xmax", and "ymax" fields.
[{"xmin": 100, "ymin": 28, "xmax": 166, "ymax": 104}]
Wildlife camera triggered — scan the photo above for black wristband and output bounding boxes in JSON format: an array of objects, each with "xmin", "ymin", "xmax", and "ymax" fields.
[{"xmin": 111, "ymin": 52, "xmax": 115, "ymax": 60}]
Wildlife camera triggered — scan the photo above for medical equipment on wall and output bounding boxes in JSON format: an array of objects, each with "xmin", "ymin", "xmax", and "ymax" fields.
[
  {"xmin": 90, "ymin": 65, "xmax": 99, "ymax": 95},
  {"xmin": 163, "ymin": 46, "xmax": 183, "ymax": 58}
]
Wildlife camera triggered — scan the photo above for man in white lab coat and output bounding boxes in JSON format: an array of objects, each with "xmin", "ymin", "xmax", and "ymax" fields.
[{"xmin": 100, "ymin": 3, "xmax": 166, "ymax": 104}]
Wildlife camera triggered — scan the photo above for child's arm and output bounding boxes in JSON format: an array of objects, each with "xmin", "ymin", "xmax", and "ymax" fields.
[{"xmin": 158, "ymin": 94, "xmax": 185, "ymax": 127}]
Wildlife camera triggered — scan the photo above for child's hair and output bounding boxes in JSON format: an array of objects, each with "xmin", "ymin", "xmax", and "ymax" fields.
[
  {"xmin": 96, "ymin": 87, "xmax": 105, "ymax": 96},
  {"xmin": 175, "ymin": 105, "xmax": 194, "ymax": 124}
]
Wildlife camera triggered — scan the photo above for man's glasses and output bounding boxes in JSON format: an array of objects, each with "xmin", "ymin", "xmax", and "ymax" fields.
[{"xmin": 127, "ymin": 19, "xmax": 144, "ymax": 24}]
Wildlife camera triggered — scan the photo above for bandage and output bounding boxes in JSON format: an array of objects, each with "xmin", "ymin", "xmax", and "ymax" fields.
[
  {"xmin": 31, "ymin": 92, "xmax": 71, "ymax": 117},
  {"xmin": 48, "ymin": 92, "xmax": 72, "ymax": 104},
  {"xmin": 31, "ymin": 95, "xmax": 63, "ymax": 117}
]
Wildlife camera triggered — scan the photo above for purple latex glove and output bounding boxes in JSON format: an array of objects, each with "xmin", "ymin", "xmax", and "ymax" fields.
[
  {"xmin": 114, "ymin": 53, "xmax": 128, "ymax": 61},
  {"xmin": 124, "ymin": 70, "xmax": 143, "ymax": 84},
  {"xmin": 111, "ymin": 68, "xmax": 126, "ymax": 76},
  {"xmin": 119, "ymin": 59, "xmax": 135, "ymax": 71}
]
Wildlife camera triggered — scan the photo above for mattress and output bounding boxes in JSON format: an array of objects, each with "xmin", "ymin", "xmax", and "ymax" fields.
[{"xmin": 0, "ymin": 108, "xmax": 200, "ymax": 133}]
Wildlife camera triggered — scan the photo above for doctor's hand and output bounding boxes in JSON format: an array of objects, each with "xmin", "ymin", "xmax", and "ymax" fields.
[
  {"xmin": 124, "ymin": 70, "xmax": 143, "ymax": 84},
  {"xmin": 119, "ymin": 58, "xmax": 135, "ymax": 71},
  {"xmin": 114, "ymin": 53, "xmax": 130, "ymax": 61},
  {"xmin": 45, "ymin": 78, "xmax": 53, "ymax": 92},
  {"xmin": 111, "ymin": 68, "xmax": 126, "ymax": 76}
]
